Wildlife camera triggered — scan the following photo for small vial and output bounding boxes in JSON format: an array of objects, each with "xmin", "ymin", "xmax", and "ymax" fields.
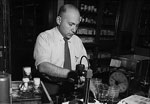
[
  {"xmin": 23, "ymin": 67, "xmax": 32, "ymax": 80},
  {"xmin": 33, "ymin": 78, "xmax": 41, "ymax": 93},
  {"xmin": 34, "ymin": 78, "xmax": 40, "ymax": 89}
]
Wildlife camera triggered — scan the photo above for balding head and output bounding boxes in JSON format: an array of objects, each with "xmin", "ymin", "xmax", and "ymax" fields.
[
  {"xmin": 58, "ymin": 4, "xmax": 80, "ymax": 17},
  {"xmin": 56, "ymin": 4, "xmax": 80, "ymax": 39}
]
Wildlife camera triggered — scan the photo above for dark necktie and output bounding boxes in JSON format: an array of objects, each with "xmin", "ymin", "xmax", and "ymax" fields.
[{"xmin": 63, "ymin": 38, "xmax": 72, "ymax": 70}]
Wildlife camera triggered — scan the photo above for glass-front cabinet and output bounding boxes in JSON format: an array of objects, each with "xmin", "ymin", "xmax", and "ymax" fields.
[{"xmin": 136, "ymin": 1, "xmax": 150, "ymax": 49}]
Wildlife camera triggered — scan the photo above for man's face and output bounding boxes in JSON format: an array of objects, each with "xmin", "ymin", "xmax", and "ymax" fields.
[{"xmin": 58, "ymin": 9, "xmax": 80, "ymax": 39}]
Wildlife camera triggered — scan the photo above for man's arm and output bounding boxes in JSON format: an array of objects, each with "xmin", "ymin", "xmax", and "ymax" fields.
[{"xmin": 38, "ymin": 62, "xmax": 70, "ymax": 78}]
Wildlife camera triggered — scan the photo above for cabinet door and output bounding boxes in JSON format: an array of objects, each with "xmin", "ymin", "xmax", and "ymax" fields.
[
  {"xmin": 133, "ymin": 0, "xmax": 150, "ymax": 56},
  {"xmin": 97, "ymin": 0, "xmax": 122, "ymax": 52},
  {"xmin": 10, "ymin": 0, "xmax": 57, "ymax": 80},
  {"xmin": 136, "ymin": 1, "xmax": 150, "ymax": 49}
]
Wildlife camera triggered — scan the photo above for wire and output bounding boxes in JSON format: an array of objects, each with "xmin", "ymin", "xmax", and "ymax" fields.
[{"xmin": 80, "ymin": 55, "xmax": 90, "ymax": 69}]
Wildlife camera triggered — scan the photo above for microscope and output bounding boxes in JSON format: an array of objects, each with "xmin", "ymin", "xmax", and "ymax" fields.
[
  {"xmin": 68, "ymin": 56, "xmax": 94, "ymax": 104},
  {"xmin": 39, "ymin": 56, "xmax": 95, "ymax": 104}
]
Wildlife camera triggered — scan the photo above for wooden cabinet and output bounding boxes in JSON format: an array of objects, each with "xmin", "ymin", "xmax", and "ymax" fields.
[
  {"xmin": 95, "ymin": 0, "xmax": 122, "ymax": 69},
  {"xmin": 10, "ymin": 0, "xmax": 40, "ymax": 80},
  {"xmin": 10, "ymin": 0, "xmax": 58, "ymax": 80},
  {"xmin": 136, "ymin": 1, "xmax": 150, "ymax": 49},
  {"xmin": 98, "ymin": 0, "xmax": 121, "ymax": 41},
  {"xmin": 132, "ymin": 0, "xmax": 150, "ymax": 57}
]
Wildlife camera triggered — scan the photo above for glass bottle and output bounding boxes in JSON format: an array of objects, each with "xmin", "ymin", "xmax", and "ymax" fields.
[{"xmin": 23, "ymin": 67, "xmax": 32, "ymax": 80}]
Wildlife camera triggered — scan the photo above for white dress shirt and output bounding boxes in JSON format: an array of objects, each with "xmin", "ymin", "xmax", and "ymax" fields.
[{"xmin": 34, "ymin": 27, "xmax": 88, "ymax": 71}]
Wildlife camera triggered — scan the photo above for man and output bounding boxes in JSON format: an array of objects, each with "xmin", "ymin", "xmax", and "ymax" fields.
[{"xmin": 33, "ymin": 4, "xmax": 95, "ymax": 102}]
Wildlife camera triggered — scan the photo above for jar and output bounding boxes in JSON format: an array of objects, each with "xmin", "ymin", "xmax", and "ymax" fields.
[{"xmin": 0, "ymin": 72, "xmax": 11, "ymax": 103}]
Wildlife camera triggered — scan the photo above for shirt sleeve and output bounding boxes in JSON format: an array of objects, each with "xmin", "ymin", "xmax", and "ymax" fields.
[{"xmin": 33, "ymin": 32, "xmax": 52, "ymax": 68}]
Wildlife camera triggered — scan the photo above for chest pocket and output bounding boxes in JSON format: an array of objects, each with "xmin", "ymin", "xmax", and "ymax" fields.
[{"xmin": 72, "ymin": 46, "xmax": 80, "ymax": 64}]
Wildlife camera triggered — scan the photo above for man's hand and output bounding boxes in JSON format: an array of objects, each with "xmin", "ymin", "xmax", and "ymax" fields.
[
  {"xmin": 80, "ymin": 76, "xmax": 85, "ymax": 82},
  {"xmin": 67, "ymin": 71, "xmax": 78, "ymax": 83}
]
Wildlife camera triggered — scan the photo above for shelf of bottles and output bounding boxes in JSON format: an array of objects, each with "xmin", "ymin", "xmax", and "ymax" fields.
[
  {"xmin": 77, "ymin": 0, "xmax": 98, "ymax": 43},
  {"xmin": 99, "ymin": 0, "xmax": 120, "ymax": 40},
  {"xmin": 136, "ymin": 1, "xmax": 150, "ymax": 49}
]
